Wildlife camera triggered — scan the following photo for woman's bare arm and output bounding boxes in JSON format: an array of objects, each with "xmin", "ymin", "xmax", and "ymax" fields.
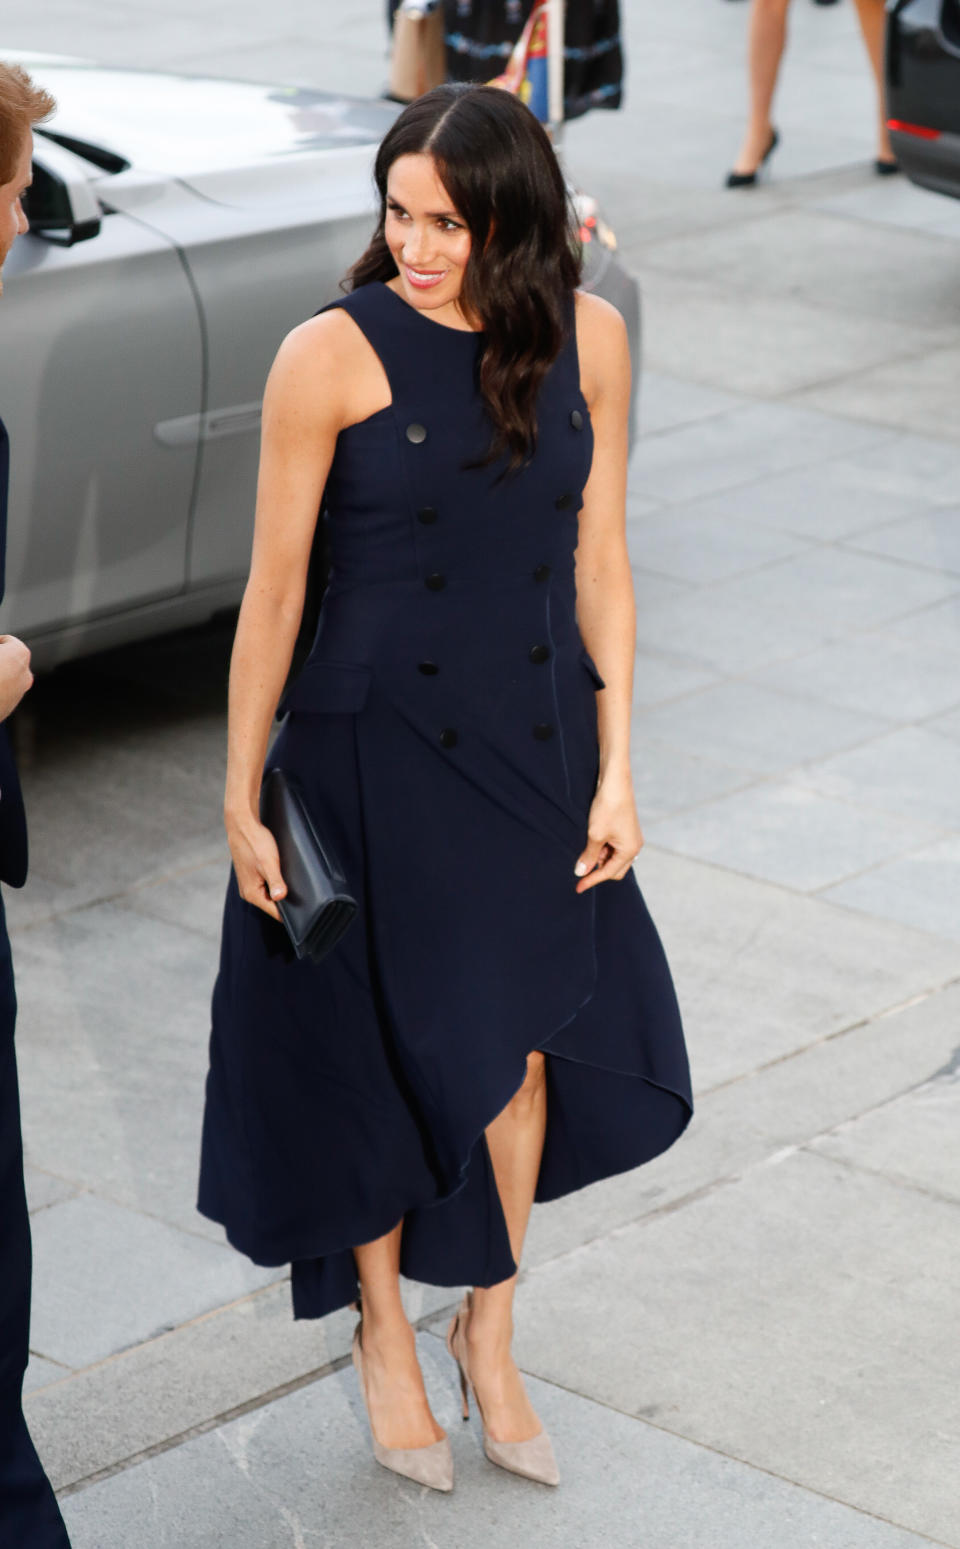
[
  {"xmin": 224, "ymin": 311, "xmax": 357, "ymax": 919},
  {"xmin": 572, "ymin": 291, "xmax": 641, "ymax": 892}
]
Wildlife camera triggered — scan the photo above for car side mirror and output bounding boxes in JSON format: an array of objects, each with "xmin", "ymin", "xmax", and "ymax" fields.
[{"xmin": 25, "ymin": 139, "xmax": 101, "ymax": 247}]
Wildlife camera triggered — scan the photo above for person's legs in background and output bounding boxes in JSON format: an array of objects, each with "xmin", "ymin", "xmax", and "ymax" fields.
[
  {"xmin": 730, "ymin": 0, "xmax": 792, "ymax": 178},
  {"xmin": 850, "ymin": 0, "xmax": 896, "ymax": 167}
]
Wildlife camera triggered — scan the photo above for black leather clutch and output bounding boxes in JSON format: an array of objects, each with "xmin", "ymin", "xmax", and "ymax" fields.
[{"xmin": 259, "ymin": 768, "xmax": 358, "ymax": 964}]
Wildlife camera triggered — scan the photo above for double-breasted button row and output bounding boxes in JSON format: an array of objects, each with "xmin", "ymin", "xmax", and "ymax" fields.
[{"xmin": 439, "ymin": 722, "xmax": 555, "ymax": 747}]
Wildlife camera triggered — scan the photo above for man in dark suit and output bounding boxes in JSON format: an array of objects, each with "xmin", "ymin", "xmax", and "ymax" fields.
[{"xmin": 0, "ymin": 60, "xmax": 72, "ymax": 1547}]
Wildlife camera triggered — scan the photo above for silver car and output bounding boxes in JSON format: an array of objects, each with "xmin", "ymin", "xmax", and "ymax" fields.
[{"xmin": 2, "ymin": 53, "xmax": 640, "ymax": 669}]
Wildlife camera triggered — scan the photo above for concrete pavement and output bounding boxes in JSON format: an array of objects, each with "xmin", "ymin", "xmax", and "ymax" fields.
[{"xmin": 4, "ymin": 0, "xmax": 960, "ymax": 1543}]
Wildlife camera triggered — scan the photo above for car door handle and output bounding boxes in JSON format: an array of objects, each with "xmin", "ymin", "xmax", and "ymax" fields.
[{"xmin": 155, "ymin": 402, "xmax": 262, "ymax": 448}]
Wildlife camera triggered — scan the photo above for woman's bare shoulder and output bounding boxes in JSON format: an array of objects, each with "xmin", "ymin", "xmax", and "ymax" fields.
[
  {"xmin": 266, "ymin": 306, "xmax": 384, "ymax": 428},
  {"xmin": 272, "ymin": 307, "xmax": 367, "ymax": 382},
  {"xmin": 573, "ymin": 290, "xmax": 630, "ymax": 404},
  {"xmin": 573, "ymin": 289, "xmax": 628, "ymax": 350}
]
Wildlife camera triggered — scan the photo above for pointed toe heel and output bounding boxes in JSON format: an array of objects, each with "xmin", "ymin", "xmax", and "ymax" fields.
[
  {"xmin": 446, "ymin": 1294, "xmax": 560, "ymax": 1487},
  {"xmin": 725, "ymin": 126, "xmax": 780, "ymax": 188},
  {"xmin": 483, "ymin": 1429, "xmax": 560, "ymax": 1488},
  {"xmin": 352, "ymin": 1327, "xmax": 454, "ymax": 1492}
]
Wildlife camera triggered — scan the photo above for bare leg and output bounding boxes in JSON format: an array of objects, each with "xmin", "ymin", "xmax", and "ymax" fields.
[
  {"xmin": 354, "ymin": 1221, "xmax": 445, "ymax": 1450},
  {"xmin": 851, "ymin": 0, "xmax": 894, "ymax": 162},
  {"xmin": 465, "ymin": 1051, "xmax": 548, "ymax": 1444},
  {"xmin": 732, "ymin": 0, "xmax": 792, "ymax": 175}
]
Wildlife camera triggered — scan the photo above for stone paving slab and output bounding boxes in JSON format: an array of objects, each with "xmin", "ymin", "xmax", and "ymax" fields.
[
  {"xmin": 13, "ymin": 900, "xmax": 221, "ymax": 1239},
  {"xmin": 829, "ymin": 435, "xmax": 960, "ymax": 507},
  {"xmin": 748, "ymin": 628, "xmax": 960, "ymax": 723},
  {"xmin": 812, "ymin": 1072, "xmax": 960, "ymax": 1207},
  {"xmin": 629, "ymin": 505, "xmax": 811, "ymax": 586},
  {"xmin": 795, "ymin": 345, "xmax": 960, "ymax": 443},
  {"xmin": 815, "ymin": 179, "xmax": 960, "ymax": 240},
  {"xmin": 24, "ymin": 1164, "xmax": 80, "ymax": 1216},
  {"xmin": 24, "ymin": 1355, "xmax": 69, "ymax": 1397},
  {"xmin": 636, "ymin": 848, "xmax": 960, "ymax": 1090},
  {"xmin": 928, "ymin": 706, "xmax": 960, "ymax": 743},
  {"xmin": 630, "ymin": 737, "xmax": 753, "ymax": 825},
  {"xmin": 637, "ymin": 371, "xmax": 747, "ymax": 439},
  {"xmin": 635, "ymin": 679, "xmax": 888, "ymax": 776},
  {"xmin": 632, "ymin": 648, "xmax": 719, "ymax": 710},
  {"xmin": 60, "ymin": 1334, "xmax": 941, "ymax": 1549},
  {"xmin": 628, "ymin": 402, "xmax": 886, "ymax": 506},
  {"xmin": 648, "ymin": 781, "xmax": 943, "ymax": 893},
  {"xmin": 128, "ymin": 854, "xmax": 231, "ymax": 942},
  {"xmin": 633, "ymin": 546, "xmax": 960, "ymax": 676},
  {"xmin": 672, "ymin": 466, "xmax": 946, "ymax": 544},
  {"xmin": 637, "ymin": 269, "xmax": 940, "ymax": 399},
  {"xmin": 641, "ymin": 208, "xmax": 960, "ymax": 330},
  {"xmin": 821, "ymin": 839, "xmax": 960, "ymax": 942},
  {"xmin": 511, "ymin": 1150, "xmax": 960, "ymax": 1546},
  {"xmin": 846, "ymin": 507, "xmax": 960, "ymax": 577},
  {"xmin": 26, "ymin": 1277, "xmax": 454, "ymax": 1493},
  {"xmin": 799, "ymin": 725, "xmax": 960, "ymax": 830},
  {"xmin": 29, "ymin": 1194, "xmax": 279, "ymax": 1368}
]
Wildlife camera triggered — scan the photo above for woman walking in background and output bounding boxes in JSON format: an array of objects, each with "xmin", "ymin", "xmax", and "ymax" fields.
[
  {"xmin": 727, "ymin": 0, "xmax": 897, "ymax": 185},
  {"xmin": 199, "ymin": 83, "xmax": 691, "ymax": 1494}
]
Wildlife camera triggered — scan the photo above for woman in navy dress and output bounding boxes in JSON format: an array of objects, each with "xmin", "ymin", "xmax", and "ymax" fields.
[{"xmin": 199, "ymin": 83, "xmax": 691, "ymax": 1492}]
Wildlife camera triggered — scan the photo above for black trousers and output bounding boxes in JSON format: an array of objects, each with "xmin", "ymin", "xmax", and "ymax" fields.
[{"xmin": 0, "ymin": 897, "xmax": 70, "ymax": 1547}]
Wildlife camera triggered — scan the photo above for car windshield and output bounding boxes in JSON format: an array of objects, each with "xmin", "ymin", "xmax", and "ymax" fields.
[{"xmin": 28, "ymin": 66, "xmax": 391, "ymax": 173}]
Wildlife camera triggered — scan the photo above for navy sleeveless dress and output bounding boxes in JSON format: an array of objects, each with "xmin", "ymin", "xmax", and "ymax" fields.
[{"xmin": 198, "ymin": 282, "xmax": 692, "ymax": 1319}]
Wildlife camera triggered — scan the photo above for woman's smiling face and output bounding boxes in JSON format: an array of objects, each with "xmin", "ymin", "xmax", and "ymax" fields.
[{"xmin": 384, "ymin": 153, "xmax": 475, "ymax": 327}]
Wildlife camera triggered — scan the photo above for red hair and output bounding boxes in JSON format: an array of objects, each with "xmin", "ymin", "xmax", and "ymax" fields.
[{"xmin": 0, "ymin": 62, "xmax": 55, "ymax": 183}]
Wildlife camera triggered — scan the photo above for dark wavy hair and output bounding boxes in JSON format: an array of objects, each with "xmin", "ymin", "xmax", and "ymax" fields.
[{"xmin": 347, "ymin": 84, "xmax": 582, "ymax": 471}]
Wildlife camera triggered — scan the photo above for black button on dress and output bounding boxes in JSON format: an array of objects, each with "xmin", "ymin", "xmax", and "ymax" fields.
[{"xmin": 199, "ymin": 281, "xmax": 692, "ymax": 1320}]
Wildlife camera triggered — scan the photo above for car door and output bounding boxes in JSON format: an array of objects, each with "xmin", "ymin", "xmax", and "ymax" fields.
[
  {"xmin": 121, "ymin": 147, "xmax": 381, "ymax": 594},
  {"xmin": 0, "ymin": 141, "xmax": 202, "ymax": 651}
]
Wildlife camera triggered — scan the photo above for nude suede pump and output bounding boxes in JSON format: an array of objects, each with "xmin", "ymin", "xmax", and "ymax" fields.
[
  {"xmin": 351, "ymin": 1325, "xmax": 454, "ymax": 1492},
  {"xmin": 446, "ymin": 1293, "xmax": 560, "ymax": 1487}
]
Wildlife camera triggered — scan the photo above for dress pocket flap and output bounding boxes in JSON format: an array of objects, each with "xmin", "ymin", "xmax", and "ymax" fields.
[
  {"xmin": 579, "ymin": 648, "xmax": 606, "ymax": 690},
  {"xmin": 279, "ymin": 660, "xmax": 373, "ymax": 717}
]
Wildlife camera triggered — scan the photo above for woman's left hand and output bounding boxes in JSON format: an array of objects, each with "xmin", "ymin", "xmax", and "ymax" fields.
[{"xmin": 574, "ymin": 767, "xmax": 644, "ymax": 893}]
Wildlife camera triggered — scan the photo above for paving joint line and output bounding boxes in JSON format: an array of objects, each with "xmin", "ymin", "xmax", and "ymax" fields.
[
  {"xmin": 439, "ymin": 1350, "xmax": 958, "ymax": 1549},
  {"xmin": 53, "ymin": 1298, "xmax": 463, "ymax": 1500}
]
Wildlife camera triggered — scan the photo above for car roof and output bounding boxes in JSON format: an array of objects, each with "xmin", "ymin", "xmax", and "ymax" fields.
[{"xmin": 11, "ymin": 54, "xmax": 398, "ymax": 176}]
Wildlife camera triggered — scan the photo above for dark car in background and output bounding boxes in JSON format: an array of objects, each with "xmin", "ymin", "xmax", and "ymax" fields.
[{"xmin": 886, "ymin": 0, "xmax": 960, "ymax": 199}]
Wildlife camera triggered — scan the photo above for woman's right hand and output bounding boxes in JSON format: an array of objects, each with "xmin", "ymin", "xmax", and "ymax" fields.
[
  {"xmin": 0, "ymin": 635, "xmax": 34, "ymax": 722},
  {"xmin": 225, "ymin": 807, "xmax": 287, "ymax": 921}
]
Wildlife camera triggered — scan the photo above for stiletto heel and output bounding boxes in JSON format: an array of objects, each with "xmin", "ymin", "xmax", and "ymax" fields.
[
  {"xmin": 725, "ymin": 126, "xmax": 780, "ymax": 188},
  {"xmin": 446, "ymin": 1293, "xmax": 559, "ymax": 1486},
  {"xmin": 352, "ymin": 1322, "xmax": 454, "ymax": 1492}
]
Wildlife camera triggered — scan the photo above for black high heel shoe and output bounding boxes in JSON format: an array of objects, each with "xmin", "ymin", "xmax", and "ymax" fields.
[{"xmin": 725, "ymin": 127, "xmax": 780, "ymax": 188}]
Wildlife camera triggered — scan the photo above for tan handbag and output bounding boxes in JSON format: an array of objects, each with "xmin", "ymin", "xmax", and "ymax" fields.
[{"xmin": 389, "ymin": 2, "xmax": 447, "ymax": 102}]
